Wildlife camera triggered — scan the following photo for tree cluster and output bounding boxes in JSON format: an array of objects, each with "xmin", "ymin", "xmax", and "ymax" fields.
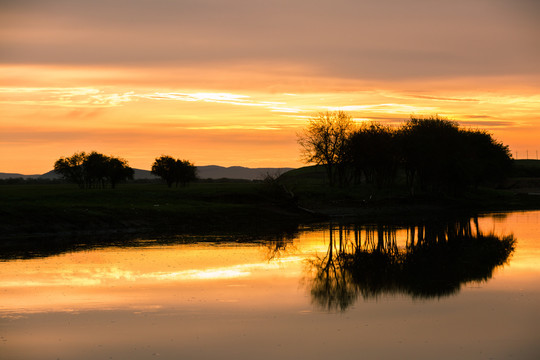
[
  {"xmin": 151, "ymin": 155, "xmax": 197, "ymax": 187},
  {"xmin": 298, "ymin": 112, "xmax": 513, "ymax": 194},
  {"xmin": 54, "ymin": 151, "xmax": 134, "ymax": 188}
]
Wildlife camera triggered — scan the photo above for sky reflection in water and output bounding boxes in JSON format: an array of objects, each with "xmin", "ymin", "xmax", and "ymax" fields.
[{"xmin": 1, "ymin": 211, "xmax": 539, "ymax": 359}]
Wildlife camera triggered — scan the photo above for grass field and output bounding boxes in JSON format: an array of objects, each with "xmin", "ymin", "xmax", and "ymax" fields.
[
  {"xmin": 278, "ymin": 163, "xmax": 540, "ymax": 214},
  {"xmin": 0, "ymin": 182, "xmax": 306, "ymax": 239},
  {"xmin": 2, "ymin": 161, "xmax": 540, "ymax": 240}
]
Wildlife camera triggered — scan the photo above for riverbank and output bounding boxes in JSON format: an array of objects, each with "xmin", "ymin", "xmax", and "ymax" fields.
[
  {"xmin": 0, "ymin": 182, "xmax": 312, "ymax": 240},
  {"xmin": 2, "ymin": 176, "xmax": 540, "ymax": 242},
  {"xmin": 279, "ymin": 164, "xmax": 540, "ymax": 220}
]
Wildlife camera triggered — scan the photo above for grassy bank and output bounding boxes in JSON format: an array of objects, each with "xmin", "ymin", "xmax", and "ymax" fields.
[
  {"xmin": 0, "ymin": 182, "xmax": 309, "ymax": 239},
  {"xmin": 2, "ymin": 161, "xmax": 540, "ymax": 240},
  {"xmin": 278, "ymin": 164, "xmax": 540, "ymax": 219}
]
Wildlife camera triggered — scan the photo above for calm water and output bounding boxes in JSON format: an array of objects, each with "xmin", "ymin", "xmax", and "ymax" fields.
[{"xmin": 1, "ymin": 211, "xmax": 539, "ymax": 359}]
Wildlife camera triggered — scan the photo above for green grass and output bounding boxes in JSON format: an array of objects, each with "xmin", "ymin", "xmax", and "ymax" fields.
[
  {"xmin": 279, "ymin": 166, "xmax": 414, "ymax": 211},
  {"xmin": 512, "ymin": 159, "xmax": 540, "ymax": 177},
  {"xmin": 514, "ymin": 159, "xmax": 540, "ymax": 167},
  {"xmin": 0, "ymin": 182, "xmax": 306, "ymax": 238},
  {"xmin": 278, "ymin": 164, "xmax": 540, "ymax": 218},
  {"xmin": 2, "ymin": 163, "xmax": 540, "ymax": 239}
]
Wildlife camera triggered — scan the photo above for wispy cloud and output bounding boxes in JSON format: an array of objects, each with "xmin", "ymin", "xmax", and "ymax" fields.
[
  {"xmin": 138, "ymin": 92, "xmax": 304, "ymax": 114},
  {"xmin": 0, "ymin": 87, "xmax": 305, "ymax": 115},
  {"xmin": 140, "ymin": 92, "xmax": 252, "ymax": 104},
  {"xmin": 404, "ymin": 94, "xmax": 480, "ymax": 102},
  {"xmin": 0, "ymin": 87, "xmax": 134, "ymax": 107},
  {"xmin": 183, "ymin": 125, "xmax": 281, "ymax": 131},
  {"xmin": 326, "ymin": 103, "xmax": 437, "ymax": 114}
]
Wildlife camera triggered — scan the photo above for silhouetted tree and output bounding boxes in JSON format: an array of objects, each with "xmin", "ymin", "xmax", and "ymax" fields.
[
  {"xmin": 459, "ymin": 129, "xmax": 513, "ymax": 188},
  {"xmin": 397, "ymin": 115, "xmax": 512, "ymax": 194},
  {"xmin": 298, "ymin": 113, "xmax": 513, "ymax": 195},
  {"xmin": 54, "ymin": 151, "xmax": 133, "ymax": 189},
  {"xmin": 151, "ymin": 156, "xmax": 177, "ymax": 187},
  {"xmin": 84, "ymin": 152, "xmax": 110, "ymax": 188},
  {"xmin": 298, "ymin": 111, "xmax": 355, "ymax": 186},
  {"xmin": 175, "ymin": 159, "xmax": 197, "ymax": 187},
  {"xmin": 54, "ymin": 151, "xmax": 87, "ymax": 188},
  {"xmin": 398, "ymin": 115, "xmax": 462, "ymax": 194},
  {"xmin": 347, "ymin": 122, "xmax": 399, "ymax": 187},
  {"xmin": 106, "ymin": 157, "xmax": 134, "ymax": 189},
  {"xmin": 151, "ymin": 155, "xmax": 197, "ymax": 187}
]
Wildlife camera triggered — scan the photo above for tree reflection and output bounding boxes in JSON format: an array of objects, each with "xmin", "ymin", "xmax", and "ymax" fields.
[{"xmin": 306, "ymin": 219, "xmax": 516, "ymax": 311}]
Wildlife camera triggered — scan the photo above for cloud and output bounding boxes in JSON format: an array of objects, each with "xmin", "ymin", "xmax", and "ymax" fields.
[
  {"xmin": 458, "ymin": 120, "xmax": 515, "ymax": 128},
  {"xmin": 326, "ymin": 103, "xmax": 437, "ymax": 114},
  {"xmin": 2, "ymin": 0, "xmax": 539, "ymax": 80},
  {"xmin": 404, "ymin": 94, "xmax": 480, "ymax": 103},
  {"xmin": 0, "ymin": 87, "xmax": 134, "ymax": 107},
  {"xmin": 0, "ymin": 86, "xmax": 308, "ymax": 121}
]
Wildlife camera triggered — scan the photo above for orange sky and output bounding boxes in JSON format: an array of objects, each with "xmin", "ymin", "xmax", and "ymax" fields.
[{"xmin": 1, "ymin": 0, "xmax": 539, "ymax": 174}]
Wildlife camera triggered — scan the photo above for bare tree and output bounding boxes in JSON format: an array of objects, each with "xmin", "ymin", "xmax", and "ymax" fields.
[{"xmin": 297, "ymin": 111, "xmax": 355, "ymax": 185}]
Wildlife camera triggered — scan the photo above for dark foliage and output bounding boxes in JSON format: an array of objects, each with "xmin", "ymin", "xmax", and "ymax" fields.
[
  {"xmin": 307, "ymin": 220, "xmax": 515, "ymax": 311},
  {"xmin": 151, "ymin": 155, "xmax": 197, "ymax": 187},
  {"xmin": 300, "ymin": 114, "xmax": 513, "ymax": 195},
  {"xmin": 397, "ymin": 116, "xmax": 512, "ymax": 194},
  {"xmin": 54, "ymin": 151, "xmax": 134, "ymax": 189},
  {"xmin": 347, "ymin": 122, "xmax": 399, "ymax": 187}
]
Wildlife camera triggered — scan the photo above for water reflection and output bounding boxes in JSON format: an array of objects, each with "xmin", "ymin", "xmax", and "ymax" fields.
[
  {"xmin": 0, "ymin": 229, "xmax": 301, "ymax": 261},
  {"xmin": 306, "ymin": 218, "xmax": 516, "ymax": 311},
  {"xmin": 1, "ymin": 212, "xmax": 539, "ymax": 360}
]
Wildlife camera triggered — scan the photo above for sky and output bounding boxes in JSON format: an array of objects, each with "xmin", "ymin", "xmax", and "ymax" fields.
[{"xmin": 1, "ymin": 0, "xmax": 539, "ymax": 174}]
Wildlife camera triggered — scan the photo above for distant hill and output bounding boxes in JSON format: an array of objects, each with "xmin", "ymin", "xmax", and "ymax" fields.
[
  {"xmin": 131, "ymin": 166, "xmax": 294, "ymax": 180},
  {"xmin": 197, "ymin": 166, "xmax": 293, "ymax": 180},
  {"xmin": 0, "ymin": 172, "xmax": 41, "ymax": 179},
  {"xmin": 39, "ymin": 170, "xmax": 61, "ymax": 180},
  {"xmin": 1, "ymin": 166, "xmax": 295, "ymax": 181}
]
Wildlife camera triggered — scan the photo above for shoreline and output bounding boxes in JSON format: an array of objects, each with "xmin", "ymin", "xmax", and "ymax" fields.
[{"xmin": 1, "ymin": 182, "xmax": 539, "ymax": 242}]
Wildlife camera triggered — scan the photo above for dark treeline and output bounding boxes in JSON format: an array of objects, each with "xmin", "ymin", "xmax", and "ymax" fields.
[
  {"xmin": 299, "ymin": 112, "xmax": 513, "ymax": 194},
  {"xmin": 54, "ymin": 151, "xmax": 134, "ymax": 189},
  {"xmin": 306, "ymin": 219, "xmax": 515, "ymax": 311}
]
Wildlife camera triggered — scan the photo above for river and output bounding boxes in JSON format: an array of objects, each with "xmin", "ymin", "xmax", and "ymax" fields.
[{"xmin": 1, "ymin": 211, "xmax": 539, "ymax": 359}]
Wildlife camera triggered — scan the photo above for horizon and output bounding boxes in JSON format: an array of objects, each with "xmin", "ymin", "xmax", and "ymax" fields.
[
  {"xmin": 5, "ymin": 158, "xmax": 540, "ymax": 177},
  {"xmin": 1, "ymin": 163, "xmax": 298, "ymax": 177},
  {"xmin": 1, "ymin": 0, "xmax": 539, "ymax": 174}
]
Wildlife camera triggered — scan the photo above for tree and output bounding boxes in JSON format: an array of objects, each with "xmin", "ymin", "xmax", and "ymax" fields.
[
  {"xmin": 297, "ymin": 113, "xmax": 513, "ymax": 195},
  {"xmin": 397, "ymin": 115, "xmax": 512, "ymax": 194},
  {"xmin": 151, "ymin": 155, "xmax": 197, "ymax": 187},
  {"xmin": 106, "ymin": 157, "xmax": 134, "ymax": 189},
  {"xmin": 297, "ymin": 111, "xmax": 355, "ymax": 185},
  {"xmin": 347, "ymin": 122, "xmax": 398, "ymax": 187},
  {"xmin": 398, "ymin": 115, "xmax": 462, "ymax": 194},
  {"xmin": 84, "ymin": 151, "xmax": 110, "ymax": 188},
  {"xmin": 54, "ymin": 152, "xmax": 87, "ymax": 188},
  {"xmin": 174, "ymin": 159, "xmax": 197, "ymax": 187},
  {"xmin": 54, "ymin": 151, "xmax": 133, "ymax": 188},
  {"xmin": 459, "ymin": 129, "xmax": 512, "ymax": 188},
  {"xmin": 151, "ymin": 156, "xmax": 177, "ymax": 187}
]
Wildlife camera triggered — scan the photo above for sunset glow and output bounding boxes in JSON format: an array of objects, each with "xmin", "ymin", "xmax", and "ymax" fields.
[
  {"xmin": 2, "ymin": 213, "xmax": 539, "ymax": 317},
  {"xmin": 1, "ymin": 1, "xmax": 539, "ymax": 173}
]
